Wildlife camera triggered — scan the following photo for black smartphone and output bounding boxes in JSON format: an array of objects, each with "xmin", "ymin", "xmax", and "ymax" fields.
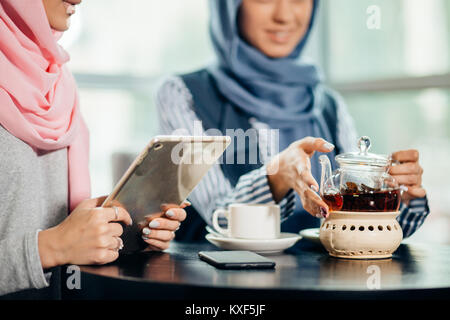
[{"xmin": 198, "ymin": 251, "xmax": 276, "ymax": 269}]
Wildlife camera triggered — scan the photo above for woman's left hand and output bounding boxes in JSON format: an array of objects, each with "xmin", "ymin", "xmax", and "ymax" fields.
[
  {"xmin": 389, "ymin": 149, "xmax": 426, "ymax": 204},
  {"xmin": 139, "ymin": 201, "xmax": 190, "ymax": 251}
]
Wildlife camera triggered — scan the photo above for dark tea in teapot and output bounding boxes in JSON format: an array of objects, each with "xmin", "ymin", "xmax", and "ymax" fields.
[{"xmin": 322, "ymin": 182, "xmax": 401, "ymax": 212}]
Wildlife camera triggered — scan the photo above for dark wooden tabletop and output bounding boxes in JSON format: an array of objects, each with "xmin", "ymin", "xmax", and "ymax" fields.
[{"xmin": 73, "ymin": 239, "xmax": 450, "ymax": 300}]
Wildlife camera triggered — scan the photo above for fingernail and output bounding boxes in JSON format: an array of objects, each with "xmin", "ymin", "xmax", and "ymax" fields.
[
  {"xmin": 149, "ymin": 220, "xmax": 160, "ymax": 228},
  {"xmin": 315, "ymin": 214, "xmax": 322, "ymax": 219},
  {"xmin": 142, "ymin": 235, "xmax": 149, "ymax": 240},
  {"xmin": 320, "ymin": 207, "xmax": 328, "ymax": 218},
  {"xmin": 166, "ymin": 210, "xmax": 175, "ymax": 217},
  {"xmin": 183, "ymin": 200, "xmax": 192, "ymax": 206},
  {"xmin": 310, "ymin": 185, "xmax": 319, "ymax": 193},
  {"xmin": 142, "ymin": 227, "xmax": 151, "ymax": 235},
  {"xmin": 324, "ymin": 143, "xmax": 335, "ymax": 151}
]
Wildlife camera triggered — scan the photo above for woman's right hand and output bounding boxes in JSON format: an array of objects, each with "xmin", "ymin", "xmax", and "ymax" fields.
[
  {"xmin": 38, "ymin": 196, "xmax": 132, "ymax": 269},
  {"xmin": 266, "ymin": 137, "xmax": 335, "ymax": 219}
]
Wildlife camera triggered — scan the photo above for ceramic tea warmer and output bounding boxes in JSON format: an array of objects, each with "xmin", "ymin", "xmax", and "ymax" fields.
[{"xmin": 318, "ymin": 136, "xmax": 403, "ymax": 259}]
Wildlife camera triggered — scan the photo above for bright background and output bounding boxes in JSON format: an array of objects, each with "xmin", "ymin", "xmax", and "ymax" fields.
[{"xmin": 61, "ymin": 0, "xmax": 450, "ymax": 244}]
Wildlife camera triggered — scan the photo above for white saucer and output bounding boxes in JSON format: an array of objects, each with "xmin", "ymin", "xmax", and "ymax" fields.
[
  {"xmin": 205, "ymin": 225, "xmax": 223, "ymax": 238},
  {"xmin": 299, "ymin": 228, "xmax": 321, "ymax": 245},
  {"xmin": 205, "ymin": 232, "xmax": 302, "ymax": 254}
]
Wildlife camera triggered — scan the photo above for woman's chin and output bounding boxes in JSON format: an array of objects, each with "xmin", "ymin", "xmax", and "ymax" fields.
[
  {"xmin": 253, "ymin": 39, "xmax": 299, "ymax": 59},
  {"xmin": 50, "ymin": 17, "xmax": 71, "ymax": 32},
  {"xmin": 260, "ymin": 46, "xmax": 296, "ymax": 59}
]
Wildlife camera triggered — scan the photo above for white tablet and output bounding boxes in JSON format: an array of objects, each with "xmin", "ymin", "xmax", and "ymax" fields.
[{"xmin": 102, "ymin": 135, "xmax": 231, "ymax": 254}]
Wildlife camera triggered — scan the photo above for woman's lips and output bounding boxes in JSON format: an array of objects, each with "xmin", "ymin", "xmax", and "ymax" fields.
[
  {"xmin": 266, "ymin": 30, "xmax": 294, "ymax": 44},
  {"xmin": 63, "ymin": 0, "xmax": 80, "ymax": 15},
  {"xmin": 64, "ymin": 0, "xmax": 82, "ymax": 5}
]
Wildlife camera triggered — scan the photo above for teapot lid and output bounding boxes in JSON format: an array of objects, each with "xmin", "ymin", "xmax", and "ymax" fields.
[{"xmin": 335, "ymin": 136, "xmax": 390, "ymax": 168}]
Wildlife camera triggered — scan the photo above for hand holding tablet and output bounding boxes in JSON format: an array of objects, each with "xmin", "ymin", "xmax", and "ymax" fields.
[{"xmin": 101, "ymin": 135, "xmax": 230, "ymax": 254}]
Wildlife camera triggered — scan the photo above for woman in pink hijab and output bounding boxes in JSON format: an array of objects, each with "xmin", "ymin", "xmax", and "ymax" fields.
[{"xmin": 0, "ymin": 0, "xmax": 187, "ymax": 298}]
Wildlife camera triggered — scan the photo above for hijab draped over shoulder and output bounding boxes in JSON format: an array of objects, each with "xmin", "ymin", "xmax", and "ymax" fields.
[{"xmin": 0, "ymin": 0, "xmax": 90, "ymax": 211}]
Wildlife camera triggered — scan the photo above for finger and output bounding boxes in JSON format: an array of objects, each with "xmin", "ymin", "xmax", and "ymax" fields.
[
  {"xmin": 76, "ymin": 196, "xmax": 108, "ymax": 210},
  {"xmin": 147, "ymin": 217, "xmax": 180, "ymax": 231},
  {"xmin": 161, "ymin": 201, "xmax": 191, "ymax": 211},
  {"xmin": 140, "ymin": 212, "xmax": 164, "ymax": 226},
  {"xmin": 93, "ymin": 249, "xmax": 119, "ymax": 264},
  {"xmin": 103, "ymin": 250, "xmax": 120, "ymax": 264},
  {"xmin": 304, "ymin": 188, "xmax": 329, "ymax": 216},
  {"xmin": 142, "ymin": 238, "xmax": 170, "ymax": 251},
  {"xmin": 294, "ymin": 184, "xmax": 329, "ymax": 218},
  {"xmin": 180, "ymin": 200, "xmax": 191, "ymax": 209},
  {"xmin": 389, "ymin": 162, "xmax": 422, "ymax": 175},
  {"xmin": 94, "ymin": 234, "xmax": 120, "ymax": 250},
  {"xmin": 298, "ymin": 137, "xmax": 335, "ymax": 155},
  {"xmin": 108, "ymin": 222, "xmax": 124, "ymax": 237},
  {"xmin": 296, "ymin": 160, "xmax": 320, "ymax": 192},
  {"xmin": 95, "ymin": 196, "xmax": 108, "ymax": 207},
  {"xmin": 103, "ymin": 236, "xmax": 123, "ymax": 250},
  {"xmin": 164, "ymin": 208, "xmax": 187, "ymax": 221},
  {"xmin": 101, "ymin": 206, "xmax": 132, "ymax": 226},
  {"xmin": 142, "ymin": 229, "xmax": 175, "ymax": 242},
  {"xmin": 405, "ymin": 186, "xmax": 427, "ymax": 199},
  {"xmin": 391, "ymin": 149, "xmax": 419, "ymax": 163},
  {"xmin": 391, "ymin": 174, "xmax": 421, "ymax": 186}
]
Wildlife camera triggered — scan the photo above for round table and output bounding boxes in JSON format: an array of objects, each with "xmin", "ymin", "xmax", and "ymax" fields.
[{"xmin": 67, "ymin": 239, "xmax": 450, "ymax": 300}]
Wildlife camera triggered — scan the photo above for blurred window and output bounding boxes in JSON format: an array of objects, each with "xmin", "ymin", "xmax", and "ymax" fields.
[{"xmin": 325, "ymin": 0, "xmax": 449, "ymax": 81}]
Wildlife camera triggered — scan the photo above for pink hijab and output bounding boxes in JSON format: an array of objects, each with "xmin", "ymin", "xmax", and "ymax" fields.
[{"xmin": 0, "ymin": 0, "xmax": 90, "ymax": 211}]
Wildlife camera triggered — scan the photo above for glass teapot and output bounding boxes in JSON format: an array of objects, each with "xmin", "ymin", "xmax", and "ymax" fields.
[{"xmin": 319, "ymin": 136, "xmax": 402, "ymax": 212}]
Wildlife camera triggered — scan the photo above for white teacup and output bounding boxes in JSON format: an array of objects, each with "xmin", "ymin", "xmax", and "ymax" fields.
[{"xmin": 212, "ymin": 204, "xmax": 280, "ymax": 240}]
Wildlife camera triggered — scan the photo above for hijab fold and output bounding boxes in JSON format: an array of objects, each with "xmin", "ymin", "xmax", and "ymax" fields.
[{"xmin": 0, "ymin": 0, "xmax": 90, "ymax": 211}]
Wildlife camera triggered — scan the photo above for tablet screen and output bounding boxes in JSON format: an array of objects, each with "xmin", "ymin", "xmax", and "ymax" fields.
[{"xmin": 103, "ymin": 136, "xmax": 230, "ymax": 254}]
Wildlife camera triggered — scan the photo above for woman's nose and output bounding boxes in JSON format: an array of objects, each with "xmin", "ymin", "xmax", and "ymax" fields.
[{"xmin": 272, "ymin": 0, "xmax": 296, "ymax": 24}]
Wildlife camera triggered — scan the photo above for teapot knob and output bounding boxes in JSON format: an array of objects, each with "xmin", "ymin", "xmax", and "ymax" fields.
[{"xmin": 358, "ymin": 136, "xmax": 371, "ymax": 155}]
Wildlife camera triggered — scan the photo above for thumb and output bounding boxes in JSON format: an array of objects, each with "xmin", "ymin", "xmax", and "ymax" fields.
[
  {"xmin": 298, "ymin": 137, "xmax": 335, "ymax": 155},
  {"xmin": 75, "ymin": 196, "xmax": 108, "ymax": 210}
]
